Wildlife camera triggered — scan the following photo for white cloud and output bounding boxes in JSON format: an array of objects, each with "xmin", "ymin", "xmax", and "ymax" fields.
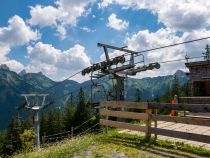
[
  {"xmin": 0, "ymin": 15, "xmax": 39, "ymax": 72},
  {"xmin": 56, "ymin": 0, "xmax": 95, "ymax": 26},
  {"xmin": 126, "ymin": 28, "xmax": 185, "ymax": 61},
  {"xmin": 107, "ymin": 13, "xmax": 129, "ymax": 31},
  {"xmin": 124, "ymin": 28, "xmax": 210, "ymax": 78},
  {"xmin": 99, "ymin": 0, "xmax": 210, "ymax": 32},
  {"xmin": 56, "ymin": 25, "xmax": 67, "ymax": 40},
  {"xmin": 0, "ymin": 15, "xmax": 40, "ymax": 47},
  {"xmin": 4, "ymin": 60, "xmax": 25, "ymax": 72},
  {"xmin": 28, "ymin": 0, "xmax": 95, "ymax": 39},
  {"xmin": 99, "ymin": 27, "xmax": 210, "ymax": 78},
  {"xmin": 98, "ymin": 0, "xmax": 210, "ymax": 78},
  {"xmin": 98, "ymin": 0, "xmax": 113, "ymax": 8},
  {"xmin": 26, "ymin": 42, "xmax": 91, "ymax": 80},
  {"xmin": 81, "ymin": 26, "xmax": 96, "ymax": 32},
  {"xmin": 28, "ymin": 5, "xmax": 59, "ymax": 27}
]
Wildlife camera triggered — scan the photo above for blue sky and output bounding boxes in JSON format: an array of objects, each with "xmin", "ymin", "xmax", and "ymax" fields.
[{"xmin": 0, "ymin": 0, "xmax": 210, "ymax": 81}]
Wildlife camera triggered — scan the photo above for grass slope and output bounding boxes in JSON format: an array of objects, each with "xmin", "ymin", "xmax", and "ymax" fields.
[{"xmin": 14, "ymin": 130, "xmax": 210, "ymax": 158}]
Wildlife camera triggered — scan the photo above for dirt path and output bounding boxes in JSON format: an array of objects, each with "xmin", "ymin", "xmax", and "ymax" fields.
[{"xmin": 120, "ymin": 121, "xmax": 210, "ymax": 150}]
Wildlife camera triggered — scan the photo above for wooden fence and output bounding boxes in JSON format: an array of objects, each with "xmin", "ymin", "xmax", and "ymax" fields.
[{"xmin": 99, "ymin": 101, "xmax": 210, "ymax": 143}]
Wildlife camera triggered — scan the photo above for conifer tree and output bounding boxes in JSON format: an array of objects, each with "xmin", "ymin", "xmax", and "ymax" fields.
[
  {"xmin": 134, "ymin": 88, "xmax": 141, "ymax": 102},
  {"xmin": 46, "ymin": 110, "xmax": 55, "ymax": 135},
  {"xmin": 2, "ymin": 118, "xmax": 22, "ymax": 156},
  {"xmin": 40, "ymin": 113, "xmax": 48, "ymax": 137},
  {"xmin": 74, "ymin": 88, "xmax": 91, "ymax": 129},
  {"xmin": 47, "ymin": 108, "xmax": 64, "ymax": 135},
  {"xmin": 53, "ymin": 108, "xmax": 64, "ymax": 133},
  {"xmin": 64, "ymin": 94, "xmax": 75, "ymax": 131}
]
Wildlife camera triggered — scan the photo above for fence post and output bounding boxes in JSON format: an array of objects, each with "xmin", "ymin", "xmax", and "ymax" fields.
[
  {"xmin": 145, "ymin": 108, "xmax": 152, "ymax": 140},
  {"xmin": 105, "ymin": 106, "xmax": 108, "ymax": 133},
  {"xmin": 41, "ymin": 132, "xmax": 46, "ymax": 144},
  {"xmin": 154, "ymin": 109, "xmax": 157, "ymax": 140},
  {"xmin": 71, "ymin": 127, "xmax": 74, "ymax": 138}
]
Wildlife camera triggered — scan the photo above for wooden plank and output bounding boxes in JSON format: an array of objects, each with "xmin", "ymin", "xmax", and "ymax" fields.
[
  {"xmin": 148, "ymin": 103, "xmax": 210, "ymax": 113},
  {"xmin": 100, "ymin": 109, "xmax": 148, "ymax": 120},
  {"xmin": 149, "ymin": 128, "xmax": 210, "ymax": 144},
  {"xmin": 179, "ymin": 97, "xmax": 210, "ymax": 104},
  {"xmin": 100, "ymin": 119, "xmax": 147, "ymax": 132},
  {"xmin": 100, "ymin": 101, "xmax": 148, "ymax": 109},
  {"xmin": 151, "ymin": 114, "xmax": 210, "ymax": 126}
]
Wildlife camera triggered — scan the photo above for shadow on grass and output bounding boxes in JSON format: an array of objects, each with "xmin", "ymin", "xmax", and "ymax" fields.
[{"xmin": 102, "ymin": 132, "xmax": 209, "ymax": 158}]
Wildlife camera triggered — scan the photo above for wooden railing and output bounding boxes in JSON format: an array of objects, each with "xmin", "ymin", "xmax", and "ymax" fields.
[{"xmin": 99, "ymin": 101, "xmax": 210, "ymax": 143}]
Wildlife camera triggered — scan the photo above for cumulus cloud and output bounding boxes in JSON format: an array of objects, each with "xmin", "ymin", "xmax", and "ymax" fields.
[
  {"xmin": 56, "ymin": 25, "xmax": 67, "ymax": 40},
  {"xmin": 99, "ymin": 28, "xmax": 210, "ymax": 78},
  {"xmin": 28, "ymin": 5, "xmax": 59, "ymax": 27},
  {"xmin": 124, "ymin": 28, "xmax": 210, "ymax": 78},
  {"xmin": 126, "ymin": 28, "xmax": 185, "ymax": 61},
  {"xmin": 0, "ymin": 15, "xmax": 39, "ymax": 72},
  {"xmin": 99, "ymin": 0, "xmax": 210, "ymax": 32},
  {"xmin": 0, "ymin": 15, "xmax": 40, "ymax": 47},
  {"xmin": 98, "ymin": 0, "xmax": 113, "ymax": 8},
  {"xmin": 4, "ymin": 60, "xmax": 25, "ymax": 72},
  {"xmin": 81, "ymin": 26, "xmax": 96, "ymax": 32},
  {"xmin": 107, "ymin": 13, "xmax": 129, "ymax": 31},
  {"xmin": 28, "ymin": 0, "xmax": 95, "ymax": 39},
  {"xmin": 26, "ymin": 42, "xmax": 91, "ymax": 80},
  {"xmin": 98, "ymin": 0, "xmax": 210, "ymax": 77}
]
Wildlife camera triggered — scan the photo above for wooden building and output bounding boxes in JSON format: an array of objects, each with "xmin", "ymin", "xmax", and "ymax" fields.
[
  {"xmin": 186, "ymin": 60, "xmax": 210, "ymax": 96},
  {"xmin": 180, "ymin": 45, "xmax": 210, "ymax": 104}
]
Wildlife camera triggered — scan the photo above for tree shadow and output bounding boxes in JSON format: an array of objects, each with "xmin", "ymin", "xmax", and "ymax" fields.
[{"xmin": 106, "ymin": 136, "xmax": 198, "ymax": 158}]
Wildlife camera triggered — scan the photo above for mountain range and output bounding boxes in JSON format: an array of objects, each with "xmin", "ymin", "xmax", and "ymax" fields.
[{"xmin": 0, "ymin": 65, "xmax": 188, "ymax": 129}]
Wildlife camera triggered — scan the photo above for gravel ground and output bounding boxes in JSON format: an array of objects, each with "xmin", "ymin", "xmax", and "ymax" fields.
[{"xmin": 72, "ymin": 144, "xmax": 207, "ymax": 158}]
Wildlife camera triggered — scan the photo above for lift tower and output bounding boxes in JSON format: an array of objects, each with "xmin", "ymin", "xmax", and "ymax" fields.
[
  {"xmin": 18, "ymin": 94, "xmax": 53, "ymax": 150},
  {"xmin": 81, "ymin": 43, "xmax": 160, "ymax": 103}
]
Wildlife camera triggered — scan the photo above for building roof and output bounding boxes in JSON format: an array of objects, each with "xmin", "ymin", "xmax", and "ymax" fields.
[{"xmin": 185, "ymin": 60, "xmax": 210, "ymax": 68}]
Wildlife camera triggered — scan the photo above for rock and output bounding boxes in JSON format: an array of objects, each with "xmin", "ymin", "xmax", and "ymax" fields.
[
  {"xmin": 0, "ymin": 64, "xmax": 10, "ymax": 71},
  {"xmin": 19, "ymin": 69, "xmax": 27, "ymax": 76}
]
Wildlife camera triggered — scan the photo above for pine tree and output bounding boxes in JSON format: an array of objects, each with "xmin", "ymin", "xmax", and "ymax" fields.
[
  {"xmin": 47, "ymin": 108, "xmax": 64, "ymax": 135},
  {"xmin": 134, "ymin": 88, "xmax": 141, "ymax": 102},
  {"xmin": 0, "ymin": 131, "xmax": 6, "ymax": 155},
  {"xmin": 2, "ymin": 118, "xmax": 22, "ymax": 156},
  {"xmin": 74, "ymin": 88, "xmax": 91, "ymax": 129},
  {"xmin": 21, "ymin": 118, "xmax": 33, "ymax": 131},
  {"xmin": 46, "ymin": 110, "xmax": 55, "ymax": 135},
  {"xmin": 53, "ymin": 108, "xmax": 64, "ymax": 134},
  {"xmin": 64, "ymin": 94, "xmax": 75, "ymax": 131},
  {"xmin": 154, "ymin": 94, "xmax": 160, "ymax": 103},
  {"xmin": 161, "ymin": 85, "xmax": 172, "ymax": 103},
  {"xmin": 40, "ymin": 113, "xmax": 48, "ymax": 137}
]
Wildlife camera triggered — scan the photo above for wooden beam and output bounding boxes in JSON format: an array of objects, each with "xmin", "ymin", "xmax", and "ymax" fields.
[
  {"xmin": 148, "ymin": 103, "xmax": 210, "ymax": 112},
  {"xmin": 149, "ymin": 127, "xmax": 210, "ymax": 144},
  {"xmin": 100, "ymin": 109, "xmax": 148, "ymax": 120},
  {"xmin": 151, "ymin": 114, "xmax": 210, "ymax": 126},
  {"xmin": 100, "ymin": 119, "xmax": 147, "ymax": 132},
  {"xmin": 100, "ymin": 101, "xmax": 148, "ymax": 109}
]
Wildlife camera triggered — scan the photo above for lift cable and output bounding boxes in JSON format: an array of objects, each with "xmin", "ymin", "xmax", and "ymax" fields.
[
  {"xmin": 42, "ymin": 71, "xmax": 82, "ymax": 93},
  {"xmin": 39, "ymin": 36, "xmax": 210, "ymax": 94},
  {"xmin": 119, "ymin": 36, "xmax": 210, "ymax": 57}
]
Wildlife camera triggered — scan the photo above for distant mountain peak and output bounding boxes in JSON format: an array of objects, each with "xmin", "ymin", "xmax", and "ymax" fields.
[
  {"xmin": 174, "ymin": 70, "xmax": 186, "ymax": 77},
  {"xmin": 38, "ymin": 71, "xmax": 43, "ymax": 75},
  {"xmin": 19, "ymin": 69, "xmax": 27, "ymax": 76},
  {"xmin": 0, "ymin": 64, "xmax": 10, "ymax": 71}
]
